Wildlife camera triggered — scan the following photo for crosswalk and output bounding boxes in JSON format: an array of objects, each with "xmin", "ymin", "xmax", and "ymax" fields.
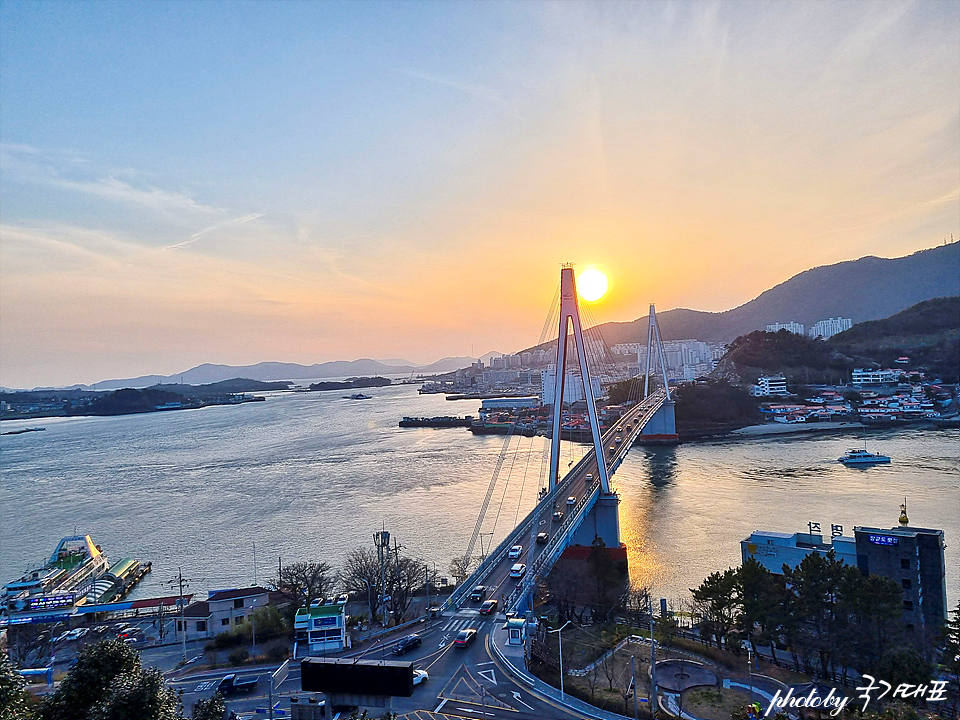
[{"xmin": 441, "ymin": 615, "xmax": 479, "ymax": 634}]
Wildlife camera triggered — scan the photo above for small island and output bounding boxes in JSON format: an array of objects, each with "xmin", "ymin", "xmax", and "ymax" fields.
[{"xmin": 307, "ymin": 376, "xmax": 391, "ymax": 392}]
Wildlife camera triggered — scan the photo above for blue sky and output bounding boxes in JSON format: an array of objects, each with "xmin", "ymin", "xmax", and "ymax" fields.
[{"xmin": 1, "ymin": 1, "xmax": 957, "ymax": 388}]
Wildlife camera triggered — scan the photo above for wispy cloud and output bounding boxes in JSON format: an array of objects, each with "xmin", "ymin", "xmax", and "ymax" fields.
[
  {"xmin": 396, "ymin": 68, "xmax": 508, "ymax": 105},
  {"xmin": 162, "ymin": 213, "xmax": 264, "ymax": 251}
]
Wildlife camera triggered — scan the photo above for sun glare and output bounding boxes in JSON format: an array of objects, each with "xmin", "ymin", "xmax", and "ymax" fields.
[{"xmin": 577, "ymin": 267, "xmax": 609, "ymax": 302}]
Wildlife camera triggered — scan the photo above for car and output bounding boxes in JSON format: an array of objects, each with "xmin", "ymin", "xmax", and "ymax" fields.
[
  {"xmin": 479, "ymin": 599, "xmax": 498, "ymax": 615},
  {"xmin": 323, "ymin": 597, "xmax": 335, "ymax": 605},
  {"xmin": 586, "ymin": 473, "xmax": 593, "ymax": 482},
  {"xmin": 122, "ymin": 636, "xmax": 139, "ymax": 645},
  {"xmin": 609, "ymin": 445, "xmax": 616, "ymax": 452},
  {"xmin": 336, "ymin": 593, "xmax": 349, "ymax": 604},
  {"xmin": 413, "ymin": 669, "xmax": 429, "ymax": 686},
  {"xmin": 615, "ymin": 436, "xmax": 622, "ymax": 444},
  {"xmin": 509, "ymin": 563, "xmax": 527, "ymax": 579},
  {"xmin": 54, "ymin": 631, "xmax": 71, "ymax": 644},
  {"xmin": 469, "ymin": 586, "xmax": 487, "ymax": 602},
  {"xmin": 536, "ymin": 532, "xmax": 549, "ymax": 545},
  {"xmin": 552, "ymin": 511, "xmax": 564, "ymax": 523},
  {"xmin": 392, "ymin": 634, "xmax": 422, "ymax": 655},
  {"xmin": 566, "ymin": 496, "xmax": 576, "ymax": 505},
  {"xmin": 508, "ymin": 545, "xmax": 523, "ymax": 560},
  {"xmin": 454, "ymin": 628, "xmax": 477, "ymax": 647}
]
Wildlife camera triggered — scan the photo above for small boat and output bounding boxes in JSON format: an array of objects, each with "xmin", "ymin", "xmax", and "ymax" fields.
[
  {"xmin": 343, "ymin": 393, "xmax": 371, "ymax": 400},
  {"xmin": 838, "ymin": 448, "xmax": 891, "ymax": 465}
]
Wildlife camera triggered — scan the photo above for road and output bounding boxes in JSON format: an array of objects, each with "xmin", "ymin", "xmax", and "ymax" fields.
[{"xmin": 172, "ymin": 606, "xmax": 597, "ymax": 719}]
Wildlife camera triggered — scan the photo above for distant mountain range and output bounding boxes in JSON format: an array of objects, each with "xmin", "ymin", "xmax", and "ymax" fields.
[{"xmin": 584, "ymin": 243, "xmax": 960, "ymax": 347}]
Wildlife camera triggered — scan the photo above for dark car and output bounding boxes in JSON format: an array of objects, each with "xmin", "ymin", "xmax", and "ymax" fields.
[
  {"xmin": 552, "ymin": 511, "xmax": 564, "ymax": 523},
  {"xmin": 454, "ymin": 628, "xmax": 477, "ymax": 647},
  {"xmin": 392, "ymin": 634, "xmax": 422, "ymax": 655},
  {"xmin": 536, "ymin": 532, "xmax": 549, "ymax": 544},
  {"xmin": 469, "ymin": 585, "xmax": 487, "ymax": 602},
  {"xmin": 479, "ymin": 599, "xmax": 498, "ymax": 615}
]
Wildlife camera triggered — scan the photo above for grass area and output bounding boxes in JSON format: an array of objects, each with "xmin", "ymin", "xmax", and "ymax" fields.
[{"xmin": 682, "ymin": 686, "xmax": 753, "ymax": 720}]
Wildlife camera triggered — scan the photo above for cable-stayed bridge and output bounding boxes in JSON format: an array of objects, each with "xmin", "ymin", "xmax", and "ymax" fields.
[{"xmin": 444, "ymin": 265, "xmax": 677, "ymax": 617}]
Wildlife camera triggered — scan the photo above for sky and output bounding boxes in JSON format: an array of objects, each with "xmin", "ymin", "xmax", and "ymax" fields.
[{"xmin": 1, "ymin": 1, "xmax": 957, "ymax": 389}]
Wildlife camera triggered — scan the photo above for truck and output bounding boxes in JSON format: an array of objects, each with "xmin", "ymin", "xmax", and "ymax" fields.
[{"xmin": 215, "ymin": 673, "xmax": 259, "ymax": 695}]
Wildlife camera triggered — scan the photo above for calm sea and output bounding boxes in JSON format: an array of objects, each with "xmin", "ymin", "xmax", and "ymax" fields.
[{"xmin": 2, "ymin": 385, "xmax": 957, "ymax": 607}]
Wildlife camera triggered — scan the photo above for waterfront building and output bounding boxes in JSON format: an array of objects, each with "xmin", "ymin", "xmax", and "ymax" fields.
[
  {"xmin": 481, "ymin": 397, "xmax": 539, "ymax": 411},
  {"xmin": 766, "ymin": 321, "xmax": 805, "ymax": 335},
  {"xmin": 177, "ymin": 586, "xmax": 271, "ymax": 640},
  {"xmin": 750, "ymin": 374, "xmax": 789, "ymax": 396},
  {"xmin": 741, "ymin": 530, "xmax": 857, "ymax": 573},
  {"xmin": 852, "ymin": 368, "xmax": 901, "ymax": 386},
  {"xmin": 294, "ymin": 602, "xmax": 347, "ymax": 654},
  {"xmin": 743, "ymin": 517, "xmax": 947, "ymax": 632},
  {"xmin": 808, "ymin": 317, "xmax": 852, "ymax": 339},
  {"xmin": 853, "ymin": 524, "xmax": 947, "ymax": 631}
]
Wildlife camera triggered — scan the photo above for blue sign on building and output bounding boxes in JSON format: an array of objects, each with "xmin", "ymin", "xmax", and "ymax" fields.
[{"xmin": 868, "ymin": 534, "xmax": 899, "ymax": 546}]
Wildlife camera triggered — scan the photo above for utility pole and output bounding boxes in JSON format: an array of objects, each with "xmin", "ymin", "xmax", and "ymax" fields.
[
  {"xmin": 374, "ymin": 528, "xmax": 390, "ymax": 626},
  {"xmin": 650, "ymin": 614, "xmax": 658, "ymax": 720},
  {"xmin": 632, "ymin": 655, "xmax": 638, "ymax": 719},
  {"xmin": 174, "ymin": 567, "xmax": 188, "ymax": 663}
]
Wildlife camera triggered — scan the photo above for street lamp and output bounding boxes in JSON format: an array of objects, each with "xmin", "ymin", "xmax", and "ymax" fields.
[
  {"xmin": 361, "ymin": 578, "xmax": 374, "ymax": 641},
  {"xmin": 548, "ymin": 620, "xmax": 572, "ymax": 699}
]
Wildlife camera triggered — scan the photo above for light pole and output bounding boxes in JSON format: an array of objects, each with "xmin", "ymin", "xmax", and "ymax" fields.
[
  {"xmin": 361, "ymin": 578, "xmax": 373, "ymax": 642},
  {"xmin": 548, "ymin": 620, "xmax": 571, "ymax": 699}
]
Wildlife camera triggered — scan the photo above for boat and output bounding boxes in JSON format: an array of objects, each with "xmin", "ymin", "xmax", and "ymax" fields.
[
  {"xmin": 838, "ymin": 448, "xmax": 891, "ymax": 465},
  {"xmin": 343, "ymin": 394, "xmax": 371, "ymax": 400}
]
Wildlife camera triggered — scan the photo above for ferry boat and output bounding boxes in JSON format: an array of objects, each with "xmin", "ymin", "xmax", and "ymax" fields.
[{"xmin": 838, "ymin": 448, "xmax": 891, "ymax": 465}]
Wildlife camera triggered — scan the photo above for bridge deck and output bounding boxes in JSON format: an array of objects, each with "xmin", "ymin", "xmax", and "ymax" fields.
[{"xmin": 446, "ymin": 389, "xmax": 668, "ymax": 614}]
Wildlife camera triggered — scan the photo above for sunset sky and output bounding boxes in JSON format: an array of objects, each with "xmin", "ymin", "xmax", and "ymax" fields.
[{"xmin": 2, "ymin": 1, "xmax": 957, "ymax": 389}]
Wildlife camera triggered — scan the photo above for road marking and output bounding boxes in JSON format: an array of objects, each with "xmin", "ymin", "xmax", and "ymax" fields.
[
  {"xmin": 194, "ymin": 680, "xmax": 217, "ymax": 692},
  {"xmin": 456, "ymin": 708, "xmax": 496, "ymax": 717},
  {"xmin": 434, "ymin": 698, "xmax": 448, "ymax": 713},
  {"xmin": 477, "ymin": 661, "xmax": 495, "ymax": 666},
  {"xmin": 477, "ymin": 669, "xmax": 497, "ymax": 684},
  {"xmin": 511, "ymin": 691, "xmax": 534, "ymax": 711}
]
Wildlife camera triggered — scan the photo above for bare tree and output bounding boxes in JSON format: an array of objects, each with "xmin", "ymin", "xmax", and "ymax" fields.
[
  {"xmin": 272, "ymin": 560, "xmax": 335, "ymax": 609},
  {"xmin": 602, "ymin": 652, "xmax": 618, "ymax": 691},
  {"xmin": 584, "ymin": 655, "xmax": 601, "ymax": 700},
  {"xmin": 448, "ymin": 554, "xmax": 474, "ymax": 586},
  {"xmin": 341, "ymin": 547, "xmax": 385, "ymax": 620}
]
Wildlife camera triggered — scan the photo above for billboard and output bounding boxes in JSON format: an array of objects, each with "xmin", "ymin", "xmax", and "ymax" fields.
[
  {"xmin": 8, "ymin": 594, "xmax": 76, "ymax": 614},
  {"xmin": 301, "ymin": 658, "xmax": 413, "ymax": 697}
]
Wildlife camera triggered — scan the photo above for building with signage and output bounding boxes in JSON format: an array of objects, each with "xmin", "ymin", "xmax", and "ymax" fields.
[
  {"xmin": 294, "ymin": 602, "xmax": 347, "ymax": 654},
  {"xmin": 743, "ymin": 517, "xmax": 947, "ymax": 633},
  {"xmin": 853, "ymin": 525, "xmax": 947, "ymax": 631}
]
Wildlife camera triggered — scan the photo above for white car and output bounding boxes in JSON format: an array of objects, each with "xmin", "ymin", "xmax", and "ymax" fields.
[
  {"xmin": 566, "ymin": 496, "xmax": 576, "ymax": 505},
  {"xmin": 336, "ymin": 593, "xmax": 349, "ymax": 604},
  {"xmin": 508, "ymin": 545, "xmax": 523, "ymax": 560},
  {"xmin": 413, "ymin": 669, "xmax": 429, "ymax": 686},
  {"xmin": 509, "ymin": 563, "xmax": 527, "ymax": 579}
]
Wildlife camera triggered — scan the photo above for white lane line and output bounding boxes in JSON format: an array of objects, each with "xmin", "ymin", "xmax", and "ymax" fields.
[
  {"xmin": 476, "ymin": 661, "xmax": 495, "ymax": 666},
  {"xmin": 434, "ymin": 698, "xmax": 448, "ymax": 713},
  {"xmin": 455, "ymin": 709, "xmax": 496, "ymax": 717}
]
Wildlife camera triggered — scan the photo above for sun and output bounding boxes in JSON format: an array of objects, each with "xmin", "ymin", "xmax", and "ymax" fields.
[{"xmin": 577, "ymin": 266, "xmax": 609, "ymax": 302}]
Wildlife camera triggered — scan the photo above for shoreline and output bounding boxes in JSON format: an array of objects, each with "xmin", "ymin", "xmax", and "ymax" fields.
[{"xmin": 680, "ymin": 419, "xmax": 957, "ymax": 442}]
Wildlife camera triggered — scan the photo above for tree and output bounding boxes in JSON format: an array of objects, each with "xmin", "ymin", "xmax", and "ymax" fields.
[
  {"xmin": 448, "ymin": 554, "xmax": 474, "ymax": 586},
  {"xmin": 6, "ymin": 623, "xmax": 55, "ymax": 667},
  {"xmin": 0, "ymin": 652, "xmax": 36, "ymax": 720},
  {"xmin": 191, "ymin": 693, "xmax": 225, "ymax": 720},
  {"xmin": 89, "ymin": 667, "xmax": 182, "ymax": 720},
  {"xmin": 691, "ymin": 568, "xmax": 739, "ymax": 648},
  {"xmin": 942, "ymin": 600, "xmax": 960, "ymax": 720},
  {"xmin": 41, "ymin": 639, "xmax": 141, "ymax": 720},
  {"xmin": 342, "ymin": 546, "xmax": 385, "ymax": 619},
  {"xmin": 273, "ymin": 560, "xmax": 335, "ymax": 609}
]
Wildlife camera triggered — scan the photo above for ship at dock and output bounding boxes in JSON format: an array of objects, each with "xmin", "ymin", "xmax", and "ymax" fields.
[
  {"xmin": 1, "ymin": 535, "xmax": 149, "ymax": 617},
  {"xmin": 399, "ymin": 415, "xmax": 474, "ymax": 428}
]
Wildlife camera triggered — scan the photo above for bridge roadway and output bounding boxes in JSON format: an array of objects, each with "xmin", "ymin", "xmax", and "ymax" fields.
[{"xmin": 447, "ymin": 389, "xmax": 668, "ymax": 616}]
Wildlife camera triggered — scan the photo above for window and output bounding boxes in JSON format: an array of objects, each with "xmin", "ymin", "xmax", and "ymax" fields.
[
  {"xmin": 221, "ymin": 618, "xmax": 230, "ymax": 626},
  {"xmin": 235, "ymin": 616, "xmax": 244, "ymax": 624},
  {"xmin": 902, "ymin": 579, "xmax": 911, "ymax": 589},
  {"xmin": 903, "ymin": 600, "xmax": 913, "ymax": 610},
  {"xmin": 196, "ymin": 621, "xmax": 207, "ymax": 632},
  {"xmin": 234, "ymin": 599, "xmax": 244, "ymax": 609},
  {"xmin": 900, "ymin": 559, "xmax": 910, "ymax": 569}
]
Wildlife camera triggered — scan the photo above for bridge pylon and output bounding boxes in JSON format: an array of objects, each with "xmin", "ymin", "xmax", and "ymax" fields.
[
  {"xmin": 639, "ymin": 303, "xmax": 679, "ymax": 444},
  {"xmin": 548, "ymin": 264, "xmax": 611, "ymax": 494}
]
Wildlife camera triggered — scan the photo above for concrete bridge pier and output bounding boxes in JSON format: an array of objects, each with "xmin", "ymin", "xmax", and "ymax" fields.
[
  {"xmin": 563, "ymin": 492, "xmax": 628, "ymax": 563},
  {"xmin": 636, "ymin": 399, "xmax": 679, "ymax": 445}
]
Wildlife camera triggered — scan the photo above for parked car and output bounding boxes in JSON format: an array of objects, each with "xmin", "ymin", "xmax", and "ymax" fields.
[
  {"xmin": 508, "ymin": 545, "xmax": 523, "ymax": 560},
  {"xmin": 336, "ymin": 593, "xmax": 349, "ymax": 604},
  {"xmin": 392, "ymin": 634, "xmax": 422, "ymax": 655},
  {"xmin": 479, "ymin": 599, "xmax": 498, "ymax": 615},
  {"xmin": 536, "ymin": 532, "xmax": 549, "ymax": 545},
  {"xmin": 454, "ymin": 628, "xmax": 477, "ymax": 647},
  {"xmin": 469, "ymin": 586, "xmax": 487, "ymax": 602},
  {"xmin": 509, "ymin": 563, "xmax": 527, "ymax": 579}
]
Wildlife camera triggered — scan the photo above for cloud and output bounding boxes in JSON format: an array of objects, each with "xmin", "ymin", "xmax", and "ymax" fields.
[
  {"xmin": 162, "ymin": 213, "xmax": 264, "ymax": 251},
  {"xmin": 396, "ymin": 68, "xmax": 508, "ymax": 105}
]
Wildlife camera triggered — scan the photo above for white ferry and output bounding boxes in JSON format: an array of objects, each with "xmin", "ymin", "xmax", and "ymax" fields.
[{"xmin": 838, "ymin": 448, "xmax": 891, "ymax": 465}]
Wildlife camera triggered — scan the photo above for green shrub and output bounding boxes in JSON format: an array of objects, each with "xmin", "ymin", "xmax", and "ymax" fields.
[{"xmin": 227, "ymin": 648, "xmax": 249, "ymax": 666}]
